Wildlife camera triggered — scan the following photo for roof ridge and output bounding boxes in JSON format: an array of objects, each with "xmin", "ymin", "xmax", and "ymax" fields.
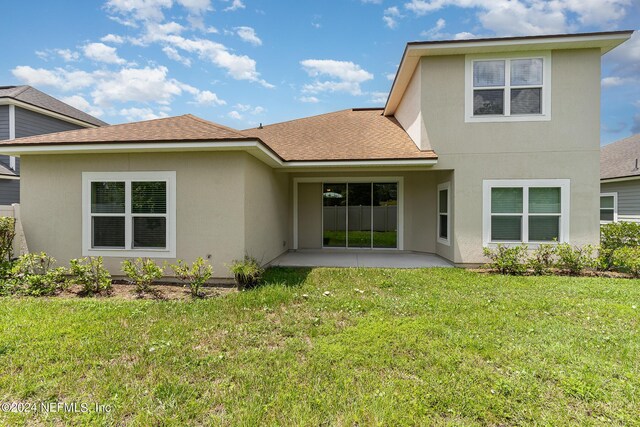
[
  {"xmin": 242, "ymin": 108, "xmax": 364, "ymax": 131},
  {"xmin": 183, "ymin": 114, "xmax": 248, "ymax": 137},
  {"xmin": 13, "ymin": 85, "xmax": 30, "ymax": 97}
]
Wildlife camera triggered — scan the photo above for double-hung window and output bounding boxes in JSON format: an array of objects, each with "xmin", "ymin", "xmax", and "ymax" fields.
[
  {"xmin": 82, "ymin": 171, "xmax": 176, "ymax": 257},
  {"xmin": 466, "ymin": 52, "xmax": 551, "ymax": 122},
  {"xmin": 437, "ymin": 182, "xmax": 450, "ymax": 245},
  {"xmin": 483, "ymin": 179, "xmax": 569, "ymax": 246},
  {"xmin": 600, "ymin": 193, "xmax": 617, "ymax": 223}
]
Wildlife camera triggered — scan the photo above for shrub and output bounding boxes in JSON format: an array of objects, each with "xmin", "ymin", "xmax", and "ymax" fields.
[
  {"xmin": 9, "ymin": 253, "xmax": 67, "ymax": 296},
  {"xmin": 0, "ymin": 217, "xmax": 16, "ymax": 278},
  {"xmin": 229, "ymin": 255, "xmax": 264, "ymax": 289},
  {"xmin": 482, "ymin": 244, "xmax": 528, "ymax": 275},
  {"xmin": 122, "ymin": 258, "xmax": 163, "ymax": 294},
  {"xmin": 68, "ymin": 257, "xmax": 112, "ymax": 295},
  {"xmin": 170, "ymin": 257, "xmax": 213, "ymax": 297},
  {"xmin": 555, "ymin": 243, "xmax": 596, "ymax": 275},
  {"xmin": 528, "ymin": 244, "xmax": 556, "ymax": 275},
  {"xmin": 600, "ymin": 222, "xmax": 640, "ymax": 270},
  {"xmin": 611, "ymin": 246, "xmax": 640, "ymax": 277}
]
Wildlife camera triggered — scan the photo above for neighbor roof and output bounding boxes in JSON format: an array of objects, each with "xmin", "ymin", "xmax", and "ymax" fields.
[
  {"xmin": 385, "ymin": 30, "xmax": 634, "ymax": 116},
  {"xmin": 0, "ymin": 163, "xmax": 17, "ymax": 178},
  {"xmin": 0, "ymin": 110, "xmax": 437, "ymax": 164},
  {"xmin": 601, "ymin": 133, "xmax": 640, "ymax": 181},
  {"xmin": 243, "ymin": 108, "xmax": 436, "ymax": 161},
  {"xmin": 0, "ymin": 85, "xmax": 108, "ymax": 127}
]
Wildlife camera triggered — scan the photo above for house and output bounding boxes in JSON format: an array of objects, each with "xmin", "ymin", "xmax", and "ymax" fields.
[
  {"xmin": 0, "ymin": 86, "xmax": 107, "ymax": 204},
  {"xmin": 0, "ymin": 30, "xmax": 632, "ymax": 277},
  {"xmin": 600, "ymin": 133, "xmax": 640, "ymax": 223}
]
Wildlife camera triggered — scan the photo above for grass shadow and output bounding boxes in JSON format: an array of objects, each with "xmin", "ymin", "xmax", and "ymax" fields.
[{"xmin": 261, "ymin": 267, "xmax": 313, "ymax": 288}]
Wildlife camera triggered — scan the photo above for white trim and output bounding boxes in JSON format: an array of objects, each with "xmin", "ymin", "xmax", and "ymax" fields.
[
  {"xmin": 82, "ymin": 171, "xmax": 176, "ymax": 258},
  {"xmin": 8, "ymin": 104, "xmax": 15, "ymax": 140},
  {"xmin": 601, "ymin": 175, "xmax": 640, "ymax": 184},
  {"xmin": 437, "ymin": 182, "xmax": 451, "ymax": 246},
  {"xmin": 293, "ymin": 176, "xmax": 404, "ymax": 251},
  {"xmin": 0, "ymin": 174, "xmax": 19, "ymax": 181},
  {"xmin": 482, "ymin": 179, "xmax": 570, "ymax": 247},
  {"xmin": 0, "ymin": 99, "xmax": 100, "ymax": 128},
  {"xmin": 599, "ymin": 192, "xmax": 618, "ymax": 224},
  {"xmin": 465, "ymin": 52, "xmax": 551, "ymax": 123},
  {"xmin": 0, "ymin": 141, "xmax": 437, "ymax": 170}
]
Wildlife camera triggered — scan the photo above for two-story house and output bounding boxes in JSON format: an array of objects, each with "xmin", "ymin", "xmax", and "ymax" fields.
[
  {"xmin": 0, "ymin": 85, "xmax": 107, "ymax": 204},
  {"xmin": 0, "ymin": 31, "xmax": 632, "ymax": 277}
]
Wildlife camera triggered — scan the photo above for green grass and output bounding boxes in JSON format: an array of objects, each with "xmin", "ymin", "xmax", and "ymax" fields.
[
  {"xmin": 1, "ymin": 268, "xmax": 639, "ymax": 426},
  {"xmin": 323, "ymin": 230, "xmax": 397, "ymax": 248}
]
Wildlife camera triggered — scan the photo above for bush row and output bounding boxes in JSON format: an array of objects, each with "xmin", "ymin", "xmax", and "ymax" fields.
[{"xmin": 483, "ymin": 222, "xmax": 640, "ymax": 276}]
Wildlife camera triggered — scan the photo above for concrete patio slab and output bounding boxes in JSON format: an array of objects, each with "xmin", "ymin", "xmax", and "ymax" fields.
[{"xmin": 269, "ymin": 250, "xmax": 454, "ymax": 268}]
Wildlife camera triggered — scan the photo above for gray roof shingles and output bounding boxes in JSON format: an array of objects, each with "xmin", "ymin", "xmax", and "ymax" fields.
[
  {"xmin": 601, "ymin": 133, "xmax": 640, "ymax": 180},
  {"xmin": 0, "ymin": 85, "xmax": 108, "ymax": 127}
]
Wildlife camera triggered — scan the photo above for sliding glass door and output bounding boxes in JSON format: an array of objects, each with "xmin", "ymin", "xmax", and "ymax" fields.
[{"xmin": 322, "ymin": 182, "xmax": 398, "ymax": 249}]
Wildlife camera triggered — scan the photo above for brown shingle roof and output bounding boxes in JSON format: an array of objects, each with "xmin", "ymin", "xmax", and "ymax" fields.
[
  {"xmin": 0, "ymin": 85, "xmax": 108, "ymax": 127},
  {"xmin": 243, "ymin": 108, "xmax": 436, "ymax": 161},
  {"xmin": 0, "ymin": 109, "xmax": 436, "ymax": 163},
  {"xmin": 601, "ymin": 133, "xmax": 640, "ymax": 180},
  {"xmin": 0, "ymin": 114, "xmax": 252, "ymax": 146}
]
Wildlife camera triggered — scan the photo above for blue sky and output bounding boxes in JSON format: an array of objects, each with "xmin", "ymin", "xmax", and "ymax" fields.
[{"xmin": 1, "ymin": 0, "xmax": 638, "ymax": 145}]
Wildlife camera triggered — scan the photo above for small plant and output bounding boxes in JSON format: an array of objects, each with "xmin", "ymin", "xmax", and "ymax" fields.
[
  {"xmin": 600, "ymin": 222, "xmax": 640, "ymax": 270},
  {"xmin": 68, "ymin": 257, "xmax": 112, "ymax": 295},
  {"xmin": 10, "ymin": 252, "xmax": 67, "ymax": 296},
  {"xmin": 229, "ymin": 255, "xmax": 264, "ymax": 290},
  {"xmin": 482, "ymin": 244, "xmax": 528, "ymax": 275},
  {"xmin": 611, "ymin": 246, "xmax": 640, "ymax": 277},
  {"xmin": 0, "ymin": 217, "xmax": 16, "ymax": 278},
  {"xmin": 170, "ymin": 257, "xmax": 213, "ymax": 297},
  {"xmin": 528, "ymin": 244, "xmax": 556, "ymax": 275},
  {"xmin": 122, "ymin": 258, "xmax": 163, "ymax": 294},
  {"xmin": 554, "ymin": 243, "xmax": 596, "ymax": 275}
]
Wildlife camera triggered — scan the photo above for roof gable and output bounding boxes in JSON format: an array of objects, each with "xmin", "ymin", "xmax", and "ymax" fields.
[{"xmin": 601, "ymin": 133, "xmax": 640, "ymax": 180}]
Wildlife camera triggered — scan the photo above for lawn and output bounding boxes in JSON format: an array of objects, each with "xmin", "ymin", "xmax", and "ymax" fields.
[{"xmin": 0, "ymin": 268, "xmax": 639, "ymax": 426}]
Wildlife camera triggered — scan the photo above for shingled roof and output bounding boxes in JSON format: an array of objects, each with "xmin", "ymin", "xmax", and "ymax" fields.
[
  {"xmin": 601, "ymin": 133, "xmax": 640, "ymax": 180},
  {"xmin": 0, "ymin": 109, "xmax": 437, "ymax": 163},
  {"xmin": 243, "ymin": 108, "xmax": 437, "ymax": 161},
  {"xmin": 0, "ymin": 85, "xmax": 107, "ymax": 127}
]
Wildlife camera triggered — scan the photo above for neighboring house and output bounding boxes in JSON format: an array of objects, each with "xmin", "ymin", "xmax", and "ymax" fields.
[
  {"xmin": 0, "ymin": 30, "xmax": 632, "ymax": 277},
  {"xmin": 0, "ymin": 85, "xmax": 107, "ymax": 204},
  {"xmin": 600, "ymin": 133, "xmax": 640, "ymax": 223}
]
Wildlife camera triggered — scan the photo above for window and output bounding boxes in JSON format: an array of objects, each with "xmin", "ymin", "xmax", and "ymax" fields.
[
  {"xmin": 600, "ymin": 193, "xmax": 617, "ymax": 223},
  {"xmin": 466, "ymin": 52, "xmax": 551, "ymax": 122},
  {"xmin": 82, "ymin": 172, "xmax": 176, "ymax": 257},
  {"xmin": 483, "ymin": 179, "xmax": 569, "ymax": 246},
  {"xmin": 437, "ymin": 182, "xmax": 450, "ymax": 245}
]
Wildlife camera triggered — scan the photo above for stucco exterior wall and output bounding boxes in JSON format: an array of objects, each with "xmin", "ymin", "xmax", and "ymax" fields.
[
  {"xmin": 20, "ymin": 152, "xmax": 249, "ymax": 278},
  {"xmin": 297, "ymin": 182, "xmax": 322, "ymax": 249},
  {"xmin": 244, "ymin": 154, "xmax": 289, "ymax": 263},
  {"xmin": 420, "ymin": 48, "xmax": 602, "ymax": 263},
  {"xmin": 395, "ymin": 62, "xmax": 426, "ymax": 150}
]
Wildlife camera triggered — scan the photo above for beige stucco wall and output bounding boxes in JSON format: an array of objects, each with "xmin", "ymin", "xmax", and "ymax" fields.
[
  {"xmin": 395, "ymin": 62, "xmax": 426, "ymax": 150},
  {"xmin": 244, "ymin": 154, "xmax": 289, "ymax": 263},
  {"xmin": 292, "ymin": 171, "xmax": 442, "ymax": 253},
  {"xmin": 20, "ymin": 152, "xmax": 253, "ymax": 278},
  {"xmin": 419, "ymin": 48, "xmax": 602, "ymax": 263}
]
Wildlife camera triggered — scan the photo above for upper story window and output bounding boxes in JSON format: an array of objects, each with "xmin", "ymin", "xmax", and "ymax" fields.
[{"xmin": 465, "ymin": 52, "xmax": 551, "ymax": 123}]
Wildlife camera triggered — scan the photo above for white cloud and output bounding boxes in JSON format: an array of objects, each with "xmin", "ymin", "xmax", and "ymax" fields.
[
  {"xmin": 163, "ymin": 46, "xmax": 192, "ymax": 66},
  {"xmin": 361, "ymin": 0, "xmax": 383, "ymax": 3},
  {"xmin": 100, "ymin": 34, "xmax": 125, "ymax": 44},
  {"xmin": 61, "ymin": 95, "xmax": 105, "ymax": 117},
  {"xmin": 233, "ymin": 103, "xmax": 264, "ymax": 114},
  {"xmin": 601, "ymin": 76, "xmax": 635, "ymax": 87},
  {"xmin": 83, "ymin": 43, "xmax": 126, "ymax": 64},
  {"xmin": 91, "ymin": 66, "xmax": 185, "ymax": 106},
  {"xmin": 403, "ymin": 0, "xmax": 632, "ymax": 36},
  {"xmin": 383, "ymin": 7, "xmax": 402, "ymax": 29},
  {"xmin": 235, "ymin": 26, "xmax": 262, "ymax": 46},
  {"xmin": 420, "ymin": 18, "xmax": 446, "ymax": 38},
  {"xmin": 120, "ymin": 107, "xmax": 169, "ymax": 121},
  {"xmin": 56, "ymin": 49, "xmax": 80, "ymax": 62},
  {"xmin": 369, "ymin": 91, "xmax": 388, "ymax": 104},
  {"xmin": 454, "ymin": 32, "xmax": 477, "ymax": 40},
  {"xmin": 105, "ymin": 0, "xmax": 173, "ymax": 22},
  {"xmin": 300, "ymin": 59, "xmax": 374, "ymax": 95},
  {"xmin": 195, "ymin": 90, "xmax": 226, "ymax": 105},
  {"xmin": 12, "ymin": 66, "xmax": 94, "ymax": 91},
  {"xmin": 176, "ymin": 0, "xmax": 212, "ymax": 14},
  {"xmin": 386, "ymin": 73, "xmax": 396, "ymax": 81},
  {"xmin": 228, "ymin": 110, "xmax": 243, "ymax": 119},
  {"xmin": 224, "ymin": 0, "xmax": 245, "ymax": 12},
  {"xmin": 299, "ymin": 96, "xmax": 319, "ymax": 103}
]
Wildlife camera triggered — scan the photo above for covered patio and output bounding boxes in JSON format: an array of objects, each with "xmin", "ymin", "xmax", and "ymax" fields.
[{"xmin": 269, "ymin": 250, "xmax": 454, "ymax": 268}]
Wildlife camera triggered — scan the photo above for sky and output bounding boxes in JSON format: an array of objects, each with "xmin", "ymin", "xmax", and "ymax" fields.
[{"xmin": 1, "ymin": 0, "xmax": 639, "ymax": 145}]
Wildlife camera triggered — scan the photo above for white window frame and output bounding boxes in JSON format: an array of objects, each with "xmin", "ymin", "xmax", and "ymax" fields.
[
  {"xmin": 465, "ymin": 51, "xmax": 552, "ymax": 123},
  {"xmin": 483, "ymin": 179, "xmax": 570, "ymax": 247},
  {"xmin": 437, "ymin": 182, "xmax": 451, "ymax": 246},
  {"xmin": 82, "ymin": 171, "xmax": 177, "ymax": 258},
  {"xmin": 600, "ymin": 192, "xmax": 618, "ymax": 224}
]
